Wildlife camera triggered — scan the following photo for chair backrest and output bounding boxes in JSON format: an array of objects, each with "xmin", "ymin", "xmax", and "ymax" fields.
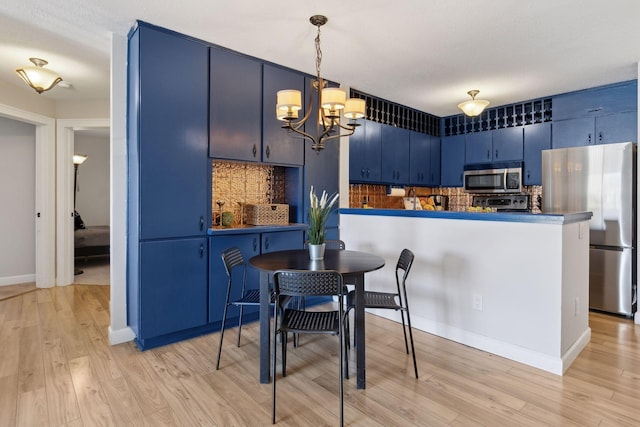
[
  {"xmin": 303, "ymin": 239, "xmax": 346, "ymax": 250},
  {"xmin": 221, "ymin": 246, "xmax": 245, "ymax": 278},
  {"xmin": 273, "ymin": 270, "xmax": 343, "ymax": 298},
  {"xmin": 396, "ymin": 249, "xmax": 415, "ymax": 307}
]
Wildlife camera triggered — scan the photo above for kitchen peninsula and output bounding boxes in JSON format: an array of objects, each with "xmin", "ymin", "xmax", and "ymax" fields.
[{"xmin": 340, "ymin": 208, "xmax": 592, "ymax": 375}]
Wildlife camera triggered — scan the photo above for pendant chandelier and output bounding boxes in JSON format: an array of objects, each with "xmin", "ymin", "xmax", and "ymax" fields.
[
  {"xmin": 15, "ymin": 58, "xmax": 63, "ymax": 94},
  {"xmin": 458, "ymin": 90, "xmax": 490, "ymax": 117},
  {"xmin": 276, "ymin": 15, "xmax": 365, "ymax": 153}
]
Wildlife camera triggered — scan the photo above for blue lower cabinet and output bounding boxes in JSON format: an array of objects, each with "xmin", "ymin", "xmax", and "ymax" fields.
[
  {"xmin": 262, "ymin": 230, "xmax": 304, "ymax": 253},
  {"xmin": 138, "ymin": 238, "xmax": 208, "ymax": 341},
  {"xmin": 209, "ymin": 234, "xmax": 260, "ymax": 325}
]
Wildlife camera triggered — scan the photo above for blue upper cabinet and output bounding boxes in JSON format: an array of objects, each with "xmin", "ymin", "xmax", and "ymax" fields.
[
  {"xmin": 552, "ymin": 80, "xmax": 637, "ymax": 148},
  {"xmin": 409, "ymin": 131, "xmax": 440, "ymax": 186},
  {"xmin": 381, "ymin": 125, "xmax": 410, "ymax": 184},
  {"xmin": 492, "ymin": 127, "xmax": 524, "ymax": 162},
  {"xmin": 349, "ymin": 120, "xmax": 382, "ymax": 182},
  {"xmin": 465, "ymin": 132, "xmax": 493, "ymax": 164},
  {"xmin": 440, "ymin": 134, "xmax": 465, "ymax": 187},
  {"xmin": 553, "ymin": 112, "xmax": 637, "ymax": 148},
  {"xmin": 553, "ymin": 81, "xmax": 637, "ymax": 121},
  {"xmin": 210, "ymin": 47, "xmax": 262, "ymax": 161},
  {"xmin": 262, "ymin": 64, "xmax": 305, "ymax": 165},
  {"xmin": 523, "ymin": 122, "xmax": 551, "ymax": 185},
  {"xmin": 466, "ymin": 128, "xmax": 523, "ymax": 165},
  {"xmin": 133, "ymin": 24, "xmax": 209, "ymax": 240}
]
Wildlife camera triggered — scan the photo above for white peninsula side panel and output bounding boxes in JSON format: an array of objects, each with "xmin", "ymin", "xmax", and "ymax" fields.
[{"xmin": 341, "ymin": 211, "xmax": 591, "ymax": 375}]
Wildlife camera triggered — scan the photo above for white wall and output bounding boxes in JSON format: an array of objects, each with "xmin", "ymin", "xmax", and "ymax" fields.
[
  {"xmin": 74, "ymin": 130, "xmax": 110, "ymax": 226},
  {"xmin": 0, "ymin": 116, "xmax": 36, "ymax": 285}
]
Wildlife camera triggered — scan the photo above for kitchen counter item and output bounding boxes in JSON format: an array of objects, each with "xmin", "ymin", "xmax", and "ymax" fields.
[
  {"xmin": 245, "ymin": 203, "xmax": 289, "ymax": 225},
  {"xmin": 403, "ymin": 197, "xmax": 422, "ymax": 210}
]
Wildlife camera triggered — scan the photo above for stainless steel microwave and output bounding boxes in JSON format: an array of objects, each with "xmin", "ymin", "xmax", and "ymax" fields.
[{"xmin": 463, "ymin": 162, "xmax": 523, "ymax": 193}]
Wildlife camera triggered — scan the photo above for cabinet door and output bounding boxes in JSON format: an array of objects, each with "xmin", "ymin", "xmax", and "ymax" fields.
[
  {"xmin": 440, "ymin": 134, "xmax": 465, "ymax": 187},
  {"xmin": 465, "ymin": 132, "xmax": 493, "ymax": 164},
  {"xmin": 428, "ymin": 136, "xmax": 441, "ymax": 186},
  {"xmin": 262, "ymin": 230, "xmax": 304, "ymax": 253},
  {"xmin": 381, "ymin": 125, "xmax": 410, "ymax": 183},
  {"xmin": 409, "ymin": 131, "xmax": 430, "ymax": 185},
  {"xmin": 523, "ymin": 122, "xmax": 551, "ymax": 186},
  {"xmin": 492, "ymin": 127, "xmax": 523, "ymax": 162},
  {"xmin": 139, "ymin": 238, "xmax": 208, "ymax": 338},
  {"xmin": 210, "ymin": 47, "xmax": 262, "ymax": 161},
  {"xmin": 364, "ymin": 121, "xmax": 382, "ymax": 182},
  {"xmin": 208, "ymin": 234, "xmax": 260, "ymax": 325},
  {"xmin": 552, "ymin": 117, "xmax": 595, "ymax": 148},
  {"xmin": 137, "ymin": 26, "xmax": 209, "ymax": 240},
  {"xmin": 262, "ymin": 64, "xmax": 305, "ymax": 165},
  {"xmin": 349, "ymin": 120, "xmax": 382, "ymax": 182},
  {"xmin": 553, "ymin": 81, "xmax": 637, "ymax": 121},
  {"xmin": 596, "ymin": 112, "xmax": 638, "ymax": 144}
]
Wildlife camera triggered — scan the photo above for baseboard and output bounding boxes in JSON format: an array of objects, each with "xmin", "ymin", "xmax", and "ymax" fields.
[
  {"xmin": 370, "ymin": 310, "xmax": 585, "ymax": 375},
  {"xmin": 0, "ymin": 274, "xmax": 36, "ymax": 286},
  {"xmin": 561, "ymin": 328, "xmax": 591, "ymax": 373},
  {"xmin": 108, "ymin": 326, "xmax": 136, "ymax": 345}
]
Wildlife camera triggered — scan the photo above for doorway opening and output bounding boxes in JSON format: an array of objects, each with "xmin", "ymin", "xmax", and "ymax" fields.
[{"xmin": 56, "ymin": 119, "xmax": 110, "ymax": 286}]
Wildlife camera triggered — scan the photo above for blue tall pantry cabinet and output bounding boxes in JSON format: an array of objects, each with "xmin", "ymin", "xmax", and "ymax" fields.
[{"xmin": 128, "ymin": 22, "xmax": 210, "ymax": 349}]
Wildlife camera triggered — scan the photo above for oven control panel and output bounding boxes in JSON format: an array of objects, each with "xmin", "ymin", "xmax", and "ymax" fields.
[{"xmin": 472, "ymin": 195, "xmax": 530, "ymax": 212}]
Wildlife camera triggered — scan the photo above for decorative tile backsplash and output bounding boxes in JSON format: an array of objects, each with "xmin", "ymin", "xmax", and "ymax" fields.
[
  {"xmin": 212, "ymin": 161, "xmax": 286, "ymax": 226},
  {"xmin": 349, "ymin": 183, "xmax": 543, "ymax": 213}
]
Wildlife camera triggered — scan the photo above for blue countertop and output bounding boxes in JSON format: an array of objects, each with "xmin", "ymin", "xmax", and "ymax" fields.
[
  {"xmin": 340, "ymin": 208, "xmax": 592, "ymax": 225},
  {"xmin": 208, "ymin": 223, "xmax": 307, "ymax": 235}
]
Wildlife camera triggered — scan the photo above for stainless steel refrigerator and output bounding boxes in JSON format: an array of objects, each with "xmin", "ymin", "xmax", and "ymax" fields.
[{"xmin": 542, "ymin": 142, "xmax": 637, "ymax": 317}]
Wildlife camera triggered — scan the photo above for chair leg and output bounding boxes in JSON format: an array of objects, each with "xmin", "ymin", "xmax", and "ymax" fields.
[
  {"xmin": 282, "ymin": 332, "xmax": 288, "ymax": 378},
  {"xmin": 236, "ymin": 305, "xmax": 244, "ymax": 347},
  {"xmin": 343, "ymin": 310, "xmax": 350, "ymax": 380},
  {"xmin": 399, "ymin": 309, "xmax": 409, "ymax": 354},
  {"xmin": 215, "ymin": 303, "xmax": 230, "ymax": 370},
  {"xmin": 339, "ymin": 328, "xmax": 344, "ymax": 427},
  {"xmin": 405, "ymin": 309, "xmax": 418, "ymax": 379},
  {"xmin": 272, "ymin": 309, "xmax": 278, "ymax": 424}
]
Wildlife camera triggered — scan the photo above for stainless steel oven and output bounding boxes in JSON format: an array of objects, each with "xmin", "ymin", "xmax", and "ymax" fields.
[{"xmin": 463, "ymin": 162, "xmax": 523, "ymax": 194}]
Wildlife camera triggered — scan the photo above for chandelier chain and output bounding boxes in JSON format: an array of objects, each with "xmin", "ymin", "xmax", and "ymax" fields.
[{"xmin": 315, "ymin": 25, "xmax": 322, "ymax": 82}]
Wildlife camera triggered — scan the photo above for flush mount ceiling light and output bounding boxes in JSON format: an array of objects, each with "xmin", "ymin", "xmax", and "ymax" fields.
[
  {"xmin": 276, "ymin": 15, "xmax": 366, "ymax": 153},
  {"xmin": 15, "ymin": 57, "xmax": 63, "ymax": 94},
  {"xmin": 458, "ymin": 90, "xmax": 490, "ymax": 117}
]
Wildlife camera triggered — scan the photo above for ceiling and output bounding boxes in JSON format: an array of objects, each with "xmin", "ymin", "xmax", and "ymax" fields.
[{"xmin": 1, "ymin": 0, "xmax": 639, "ymax": 117}]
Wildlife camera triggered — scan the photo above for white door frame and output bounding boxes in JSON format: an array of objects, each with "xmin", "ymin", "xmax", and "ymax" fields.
[
  {"xmin": 0, "ymin": 104, "xmax": 55, "ymax": 288},
  {"xmin": 56, "ymin": 118, "xmax": 110, "ymax": 286}
]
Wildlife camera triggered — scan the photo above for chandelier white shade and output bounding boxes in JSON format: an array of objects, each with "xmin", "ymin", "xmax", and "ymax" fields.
[
  {"xmin": 15, "ymin": 58, "xmax": 63, "ymax": 94},
  {"xmin": 458, "ymin": 90, "xmax": 490, "ymax": 116},
  {"xmin": 276, "ymin": 15, "xmax": 365, "ymax": 152}
]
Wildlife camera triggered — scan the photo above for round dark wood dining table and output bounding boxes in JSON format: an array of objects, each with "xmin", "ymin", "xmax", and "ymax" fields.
[{"xmin": 249, "ymin": 249, "xmax": 385, "ymax": 389}]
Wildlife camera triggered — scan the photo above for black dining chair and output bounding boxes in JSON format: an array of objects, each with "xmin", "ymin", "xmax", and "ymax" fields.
[
  {"xmin": 344, "ymin": 248, "xmax": 418, "ymax": 379},
  {"xmin": 216, "ymin": 246, "xmax": 278, "ymax": 370},
  {"xmin": 272, "ymin": 269, "xmax": 347, "ymax": 426}
]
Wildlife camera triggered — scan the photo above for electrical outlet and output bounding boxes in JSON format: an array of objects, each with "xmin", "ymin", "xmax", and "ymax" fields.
[
  {"xmin": 575, "ymin": 297, "xmax": 580, "ymax": 316},
  {"xmin": 473, "ymin": 294, "xmax": 483, "ymax": 311}
]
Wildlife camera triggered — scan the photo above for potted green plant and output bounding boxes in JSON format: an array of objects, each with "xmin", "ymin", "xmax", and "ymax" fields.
[{"xmin": 308, "ymin": 186, "xmax": 339, "ymax": 260}]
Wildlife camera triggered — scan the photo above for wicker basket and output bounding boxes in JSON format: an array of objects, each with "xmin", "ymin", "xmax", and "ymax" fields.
[{"xmin": 245, "ymin": 204, "xmax": 289, "ymax": 225}]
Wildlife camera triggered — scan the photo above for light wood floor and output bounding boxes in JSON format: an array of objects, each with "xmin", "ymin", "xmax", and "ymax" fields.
[{"xmin": 1, "ymin": 285, "xmax": 639, "ymax": 426}]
